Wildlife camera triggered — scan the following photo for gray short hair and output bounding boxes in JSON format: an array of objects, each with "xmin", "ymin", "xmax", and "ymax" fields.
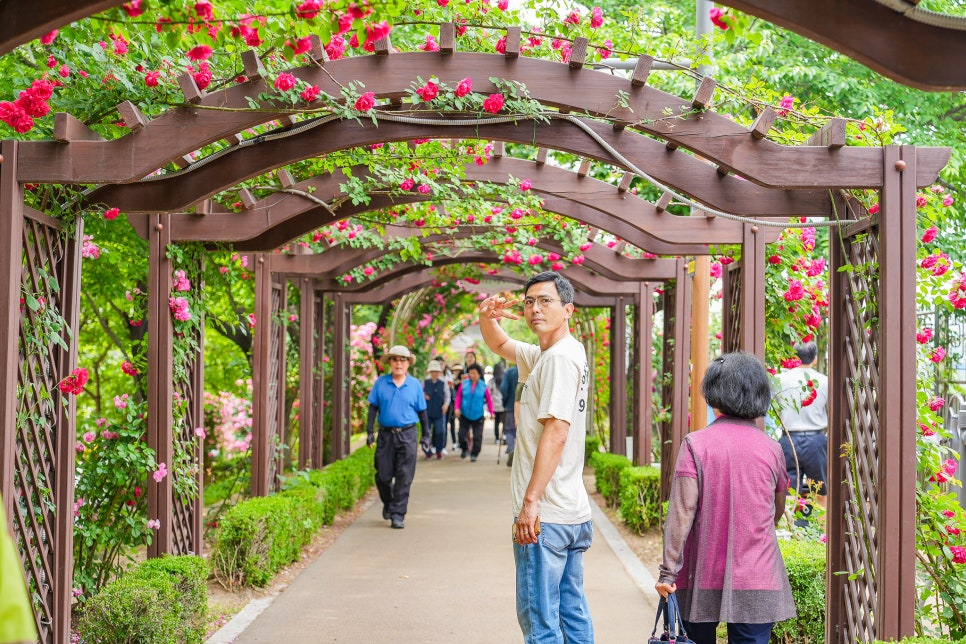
[
  {"xmin": 701, "ymin": 352, "xmax": 773, "ymax": 419},
  {"xmin": 794, "ymin": 341, "xmax": 818, "ymax": 365}
]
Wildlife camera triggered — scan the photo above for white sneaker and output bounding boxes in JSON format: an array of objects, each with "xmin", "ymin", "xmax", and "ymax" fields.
[{"xmin": 441, "ymin": 449, "xmax": 448, "ymax": 456}]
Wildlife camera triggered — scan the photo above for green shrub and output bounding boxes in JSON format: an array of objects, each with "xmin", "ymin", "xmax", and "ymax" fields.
[
  {"xmin": 772, "ymin": 539, "xmax": 826, "ymax": 643},
  {"xmin": 589, "ymin": 452, "xmax": 631, "ymax": 507},
  {"xmin": 874, "ymin": 639, "xmax": 966, "ymax": 644},
  {"xmin": 585, "ymin": 433, "xmax": 602, "ymax": 465},
  {"xmin": 617, "ymin": 466, "xmax": 661, "ymax": 533},
  {"xmin": 211, "ymin": 492, "xmax": 317, "ymax": 587},
  {"xmin": 212, "ymin": 447, "xmax": 376, "ymax": 588},
  {"xmin": 77, "ymin": 555, "xmax": 208, "ymax": 644}
]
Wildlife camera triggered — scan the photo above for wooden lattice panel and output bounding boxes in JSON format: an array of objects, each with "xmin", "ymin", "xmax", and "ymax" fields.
[
  {"xmin": 15, "ymin": 218, "xmax": 67, "ymax": 643},
  {"xmin": 171, "ymin": 333, "xmax": 203, "ymax": 555},
  {"xmin": 722, "ymin": 262, "xmax": 743, "ymax": 355},
  {"xmin": 266, "ymin": 282, "xmax": 283, "ymax": 491},
  {"xmin": 838, "ymin": 228, "xmax": 881, "ymax": 642}
]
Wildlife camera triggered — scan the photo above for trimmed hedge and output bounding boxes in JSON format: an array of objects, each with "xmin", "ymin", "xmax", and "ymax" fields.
[
  {"xmin": 773, "ymin": 539, "xmax": 826, "ymax": 643},
  {"xmin": 617, "ymin": 466, "xmax": 662, "ymax": 533},
  {"xmin": 874, "ymin": 639, "xmax": 966, "ymax": 644},
  {"xmin": 589, "ymin": 452, "xmax": 631, "ymax": 507},
  {"xmin": 211, "ymin": 446, "xmax": 375, "ymax": 587},
  {"xmin": 77, "ymin": 555, "xmax": 208, "ymax": 644},
  {"xmin": 585, "ymin": 433, "xmax": 602, "ymax": 465}
]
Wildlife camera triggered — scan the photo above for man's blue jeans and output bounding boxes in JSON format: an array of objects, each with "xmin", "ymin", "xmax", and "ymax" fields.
[{"xmin": 513, "ymin": 520, "xmax": 594, "ymax": 643}]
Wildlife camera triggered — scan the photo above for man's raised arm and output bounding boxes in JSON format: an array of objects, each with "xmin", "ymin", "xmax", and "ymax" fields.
[{"xmin": 478, "ymin": 295, "xmax": 520, "ymax": 363}]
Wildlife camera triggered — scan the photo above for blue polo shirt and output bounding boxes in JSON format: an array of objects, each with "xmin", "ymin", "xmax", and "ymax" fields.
[{"xmin": 368, "ymin": 374, "xmax": 426, "ymax": 428}]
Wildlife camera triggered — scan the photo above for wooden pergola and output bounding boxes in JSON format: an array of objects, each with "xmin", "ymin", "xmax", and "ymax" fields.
[{"xmin": 0, "ymin": 9, "xmax": 954, "ymax": 644}]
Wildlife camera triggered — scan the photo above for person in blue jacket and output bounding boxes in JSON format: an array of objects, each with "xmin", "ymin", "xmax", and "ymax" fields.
[
  {"xmin": 366, "ymin": 345, "xmax": 429, "ymax": 529},
  {"xmin": 454, "ymin": 363, "xmax": 494, "ymax": 462}
]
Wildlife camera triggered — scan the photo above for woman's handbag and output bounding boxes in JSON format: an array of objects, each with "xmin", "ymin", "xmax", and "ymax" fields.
[{"xmin": 648, "ymin": 593, "xmax": 695, "ymax": 643}]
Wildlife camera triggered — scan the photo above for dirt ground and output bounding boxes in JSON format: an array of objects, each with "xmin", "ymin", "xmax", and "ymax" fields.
[{"xmin": 204, "ymin": 471, "xmax": 663, "ymax": 636}]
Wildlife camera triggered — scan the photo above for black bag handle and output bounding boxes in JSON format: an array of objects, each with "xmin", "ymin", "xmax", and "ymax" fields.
[
  {"xmin": 649, "ymin": 596, "xmax": 669, "ymax": 639},
  {"xmin": 667, "ymin": 593, "xmax": 692, "ymax": 642}
]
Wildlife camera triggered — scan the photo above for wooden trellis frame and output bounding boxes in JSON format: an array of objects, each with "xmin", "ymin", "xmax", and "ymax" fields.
[{"xmin": 0, "ymin": 40, "xmax": 950, "ymax": 642}]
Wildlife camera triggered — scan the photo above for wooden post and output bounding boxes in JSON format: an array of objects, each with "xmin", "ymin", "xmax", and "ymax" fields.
[
  {"xmin": 332, "ymin": 293, "xmax": 349, "ymax": 460},
  {"xmin": 147, "ymin": 213, "xmax": 174, "ymax": 556},
  {"xmin": 53, "ymin": 214, "xmax": 83, "ymax": 638},
  {"xmin": 314, "ymin": 291, "xmax": 328, "ymax": 466},
  {"xmin": 670, "ymin": 259, "xmax": 692, "ymax": 469},
  {"xmin": 689, "ymin": 256, "xmax": 710, "ymax": 429},
  {"xmin": 634, "ymin": 283, "xmax": 655, "ymax": 466},
  {"xmin": 251, "ymin": 254, "xmax": 272, "ymax": 496},
  {"xmin": 610, "ymin": 297, "xmax": 627, "ymax": 455},
  {"xmin": 0, "ymin": 141, "xmax": 23, "ymax": 526},
  {"xmin": 299, "ymin": 278, "xmax": 315, "ymax": 470},
  {"xmin": 875, "ymin": 146, "xmax": 917, "ymax": 640},
  {"xmin": 740, "ymin": 224, "xmax": 767, "ymax": 360}
]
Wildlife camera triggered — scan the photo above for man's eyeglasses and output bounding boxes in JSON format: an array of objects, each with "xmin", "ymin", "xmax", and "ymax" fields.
[{"xmin": 523, "ymin": 296, "xmax": 562, "ymax": 310}]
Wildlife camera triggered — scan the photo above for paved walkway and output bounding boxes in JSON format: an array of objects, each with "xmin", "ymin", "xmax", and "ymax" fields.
[{"xmin": 216, "ymin": 438, "xmax": 660, "ymax": 643}]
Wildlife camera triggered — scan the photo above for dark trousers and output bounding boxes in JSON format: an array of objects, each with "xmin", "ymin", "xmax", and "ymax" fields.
[
  {"xmin": 683, "ymin": 620, "xmax": 773, "ymax": 644},
  {"xmin": 447, "ymin": 406, "xmax": 457, "ymax": 444},
  {"xmin": 778, "ymin": 432, "xmax": 828, "ymax": 496},
  {"xmin": 458, "ymin": 416, "xmax": 484, "ymax": 456},
  {"xmin": 429, "ymin": 416, "xmax": 447, "ymax": 454},
  {"xmin": 374, "ymin": 427, "xmax": 417, "ymax": 520},
  {"xmin": 493, "ymin": 410, "xmax": 505, "ymax": 441}
]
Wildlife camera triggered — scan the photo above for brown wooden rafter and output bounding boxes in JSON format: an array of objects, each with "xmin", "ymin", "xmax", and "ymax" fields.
[
  {"xmin": 125, "ymin": 157, "xmax": 779, "ymax": 257},
  {"xmin": 720, "ymin": 0, "xmax": 966, "ymax": 92},
  {"xmin": 18, "ymin": 53, "xmax": 949, "ymax": 192},
  {"xmin": 88, "ymin": 118, "xmax": 853, "ymax": 219}
]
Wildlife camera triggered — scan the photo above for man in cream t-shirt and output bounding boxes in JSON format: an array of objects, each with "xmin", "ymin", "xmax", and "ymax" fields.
[{"xmin": 478, "ymin": 271, "xmax": 594, "ymax": 644}]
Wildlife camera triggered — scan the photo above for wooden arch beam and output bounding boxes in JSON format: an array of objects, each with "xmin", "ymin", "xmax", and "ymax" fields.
[
  {"xmin": 86, "ymin": 118, "xmax": 846, "ymax": 218},
  {"xmin": 299, "ymin": 250, "xmax": 654, "ymax": 295},
  {"xmin": 0, "ymin": 1, "xmax": 124, "ymax": 55},
  {"xmin": 127, "ymin": 157, "xmax": 780, "ymax": 256},
  {"xmin": 269, "ymin": 226, "xmax": 679, "ymax": 283},
  {"xmin": 270, "ymin": 243, "xmax": 667, "ymax": 291},
  {"xmin": 19, "ymin": 53, "xmax": 949, "ymax": 189},
  {"xmin": 720, "ymin": 0, "xmax": 966, "ymax": 92},
  {"xmin": 338, "ymin": 268, "xmax": 628, "ymax": 307}
]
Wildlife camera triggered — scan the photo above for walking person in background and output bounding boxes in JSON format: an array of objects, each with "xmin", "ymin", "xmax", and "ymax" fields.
[
  {"xmin": 463, "ymin": 349, "xmax": 477, "ymax": 372},
  {"xmin": 478, "ymin": 271, "xmax": 595, "ymax": 643},
  {"xmin": 455, "ymin": 363, "xmax": 493, "ymax": 462},
  {"xmin": 500, "ymin": 364, "xmax": 519, "ymax": 466},
  {"xmin": 772, "ymin": 340, "xmax": 829, "ymax": 511},
  {"xmin": 365, "ymin": 345, "xmax": 429, "ymax": 529},
  {"xmin": 448, "ymin": 365, "xmax": 463, "ymax": 451},
  {"xmin": 423, "ymin": 360, "xmax": 450, "ymax": 460},
  {"xmin": 488, "ymin": 363, "xmax": 506, "ymax": 444},
  {"xmin": 655, "ymin": 352, "xmax": 796, "ymax": 644}
]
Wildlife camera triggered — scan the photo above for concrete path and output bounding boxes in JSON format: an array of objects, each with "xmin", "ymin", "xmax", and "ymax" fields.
[{"xmin": 222, "ymin": 438, "xmax": 660, "ymax": 643}]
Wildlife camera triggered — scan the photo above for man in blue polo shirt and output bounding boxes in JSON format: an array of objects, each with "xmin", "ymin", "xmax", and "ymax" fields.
[{"xmin": 366, "ymin": 344, "xmax": 429, "ymax": 529}]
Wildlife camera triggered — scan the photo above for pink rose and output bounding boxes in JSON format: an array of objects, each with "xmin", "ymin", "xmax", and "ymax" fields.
[
  {"xmin": 187, "ymin": 45, "xmax": 213, "ymax": 61},
  {"xmin": 709, "ymin": 7, "xmax": 729, "ymax": 29},
  {"xmin": 416, "ymin": 81, "xmax": 439, "ymax": 102},
  {"xmin": 483, "ymin": 93, "xmax": 505, "ymax": 114},
  {"xmin": 455, "ymin": 77, "xmax": 473, "ymax": 97},
  {"xmin": 921, "ymin": 225, "xmax": 938, "ymax": 243},
  {"xmin": 355, "ymin": 91, "xmax": 376, "ymax": 112},
  {"xmin": 274, "ymin": 73, "xmax": 297, "ymax": 92}
]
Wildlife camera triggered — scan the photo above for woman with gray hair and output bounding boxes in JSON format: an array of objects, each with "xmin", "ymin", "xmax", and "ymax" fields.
[{"xmin": 655, "ymin": 352, "xmax": 796, "ymax": 644}]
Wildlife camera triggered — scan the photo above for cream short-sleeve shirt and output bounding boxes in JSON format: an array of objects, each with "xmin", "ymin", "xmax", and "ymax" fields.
[{"xmin": 511, "ymin": 335, "xmax": 591, "ymax": 524}]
